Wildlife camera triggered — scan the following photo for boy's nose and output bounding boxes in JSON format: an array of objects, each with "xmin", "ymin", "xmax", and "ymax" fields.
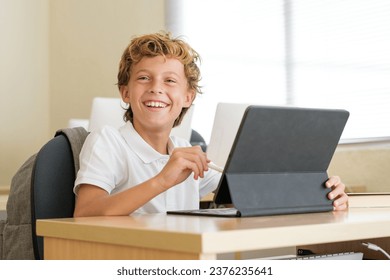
[
  {"xmin": 149, "ymin": 81, "xmax": 164, "ymax": 94},
  {"xmin": 149, "ymin": 88, "xmax": 163, "ymax": 94}
]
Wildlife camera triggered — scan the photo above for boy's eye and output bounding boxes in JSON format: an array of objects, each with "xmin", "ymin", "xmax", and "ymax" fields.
[
  {"xmin": 138, "ymin": 76, "xmax": 150, "ymax": 81},
  {"xmin": 166, "ymin": 78, "xmax": 176, "ymax": 83}
]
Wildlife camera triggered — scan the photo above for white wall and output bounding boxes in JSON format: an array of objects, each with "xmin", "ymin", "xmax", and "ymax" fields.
[
  {"xmin": 0, "ymin": 0, "xmax": 165, "ymax": 185},
  {"xmin": 0, "ymin": 0, "xmax": 50, "ymax": 185},
  {"xmin": 49, "ymin": 0, "xmax": 165, "ymax": 133}
]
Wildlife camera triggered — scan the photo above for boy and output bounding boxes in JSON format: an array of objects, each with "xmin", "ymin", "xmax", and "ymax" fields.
[{"xmin": 73, "ymin": 32, "xmax": 348, "ymax": 217}]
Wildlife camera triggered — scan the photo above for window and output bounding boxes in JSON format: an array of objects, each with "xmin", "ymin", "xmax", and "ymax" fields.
[{"xmin": 166, "ymin": 0, "xmax": 390, "ymax": 142}]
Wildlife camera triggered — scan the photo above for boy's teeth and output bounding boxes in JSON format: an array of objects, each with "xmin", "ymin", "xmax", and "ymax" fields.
[{"xmin": 146, "ymin": 101, "xmax": 166, "ymax": 108}]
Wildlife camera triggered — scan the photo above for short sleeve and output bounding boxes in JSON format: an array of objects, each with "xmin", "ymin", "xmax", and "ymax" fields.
[
  {"xmin": 74, "ymin": 126, "xmax": 128, "ymax": 195},
  {"xmin": 199, "ymin": 169, "xmax": 221, "ymax": 198}
]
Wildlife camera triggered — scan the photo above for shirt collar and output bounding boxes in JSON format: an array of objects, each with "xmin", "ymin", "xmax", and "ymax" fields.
[{"xmin": 120, "ymin": 122, "xmax": 175, "ymax": 164}]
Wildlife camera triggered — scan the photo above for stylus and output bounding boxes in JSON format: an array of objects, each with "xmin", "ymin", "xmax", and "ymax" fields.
[{"xmin": 208, "ymin": 162, "xmax": 224, "ymax": 173}]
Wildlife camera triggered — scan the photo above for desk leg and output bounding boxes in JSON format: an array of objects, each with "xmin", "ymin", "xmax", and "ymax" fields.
[{"xmin": 43, "ymin": 237, "xmax": 217, "ymax": 260}]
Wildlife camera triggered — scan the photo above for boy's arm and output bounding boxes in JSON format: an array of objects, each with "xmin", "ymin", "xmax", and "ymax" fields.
[
  {"xmin": 73, "ymin": 178, "xmax": 165, "ymax": 217},
  {"xmin": 74, "ymin": 146, "xmax": 209, "ymax": 217}
]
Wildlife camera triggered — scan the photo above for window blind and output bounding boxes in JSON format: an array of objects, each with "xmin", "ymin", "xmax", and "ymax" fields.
[
  {"xmin": 291, "ymin": 0, "xmax": 390, "ymax": 139},
  {"xmin": 166, "ymin": 0, "xmax": 285, "ymax": 142},
  {"xmin": 166, "ymin": 0, "xmax": 390, "ymax": 141}
]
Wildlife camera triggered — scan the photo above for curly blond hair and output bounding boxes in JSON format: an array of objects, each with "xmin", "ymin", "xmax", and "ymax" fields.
[{"xmin": 117, "ymin": 32, "xmax": 202, "ymax": 127}]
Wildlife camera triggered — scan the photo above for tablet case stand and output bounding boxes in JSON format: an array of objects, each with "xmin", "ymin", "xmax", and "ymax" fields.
[
  {"xmin": 212, "ymin": 105, "xmax": 349, "ymax": 217},
  {"xmin": 167, "ymin": 105, "xmax": 349, "ymax": 218},
  {"xmin": 216, "ymin": 172, "xmax": 332, "ymax": 217}
]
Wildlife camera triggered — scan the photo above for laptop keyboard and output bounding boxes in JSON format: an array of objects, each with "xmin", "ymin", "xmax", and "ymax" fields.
[
  {"xmin": 183, "ymin": 207, "xmax": 238, "ymax": 216},
  {"xmin": 286, "ymin": 252, "xmax": 363, "ymax": 260}
]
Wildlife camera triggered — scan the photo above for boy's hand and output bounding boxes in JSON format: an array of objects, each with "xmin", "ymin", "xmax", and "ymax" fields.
[
  {"xmin": 155, "ymin": 146, "xmax": 209, "ymax": 190},
  {"xmin": 326, "ymin": 176, "xmax": 348, "ymax": 210}
]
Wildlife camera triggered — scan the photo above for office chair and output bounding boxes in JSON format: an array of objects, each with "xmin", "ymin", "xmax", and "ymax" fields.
[
  {"xmin": 28, "ymin": 127, "xmax": 204, "ymax": 259},
  {"xmin": 30, "ymin": 130, "xmax": 86, "ymax": 260},
  {"xmin": 190, "ymin": 129, "xmax": 207, "ymax": 152}
]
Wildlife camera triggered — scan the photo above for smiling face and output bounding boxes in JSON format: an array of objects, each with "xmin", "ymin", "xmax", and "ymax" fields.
[{"xmin": 120, "ymin": 55, "xmax": 194, "ymax": 135}]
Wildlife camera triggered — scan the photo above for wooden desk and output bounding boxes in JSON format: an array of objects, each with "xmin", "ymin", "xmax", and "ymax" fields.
[
  {"xmin": 0, "ymin": 186, "xmax": 10, "ymax": 212},
  {"xmin": 0, "ymin": 186, "xmax": 9, "ymax": 212},
  {"xmin": 37, "ymin": 207, "xmax": 390, "ymax": 260},
  {"xmin": 0, "ymin": 195, "xmax": 7, "ymax": 212},
  {"xmin": 0, "ymin": 185, "xmax": 10, "ymax": 195}
]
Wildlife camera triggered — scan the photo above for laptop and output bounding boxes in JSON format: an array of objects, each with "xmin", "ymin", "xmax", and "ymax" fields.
[
  {"xmin": 206, "ymin": 103, "xmax": 250, "ymax": 167},
  {"xmin": 167, "ymin": 105, "xmax": 349, "ymax": 217}
]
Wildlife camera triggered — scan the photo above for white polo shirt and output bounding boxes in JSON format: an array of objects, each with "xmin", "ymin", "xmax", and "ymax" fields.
[{"xmin": 74, "ymin": 122, "xmax": 220, "ymax": 214}]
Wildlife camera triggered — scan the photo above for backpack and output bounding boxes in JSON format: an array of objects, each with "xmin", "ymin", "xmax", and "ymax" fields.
[{"xmin": 0, "ymin": 127, "xmax": 88, "ymax": 259}]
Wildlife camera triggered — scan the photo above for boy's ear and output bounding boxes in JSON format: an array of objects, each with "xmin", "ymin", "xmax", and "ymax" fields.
[
  {"xmin": 120, "ymin": 85, "xmax": 130, "ymax": 103},
  {"xmin": 183, "ymin": 89, "xmax": 195, "ymax": 108}
]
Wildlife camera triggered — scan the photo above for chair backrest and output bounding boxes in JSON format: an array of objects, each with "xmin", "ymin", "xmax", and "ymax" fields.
[
  {"xmin": 30, "ymin": 135, "xmax": 74, "ymax": 259},
  {"xmin": 88, "ymin": 97, "xmax": 126, "ymax": 132},
  {"xmin": 31, "ymin": 128, "xmax": 88, "ymax": 259},
  {"xmin": 1, "ymin": 127, "xmax": 87, "ymax": 260},
  {"xmin": 190, "ymin": 129, "xmax": 207, "ymax": 152}
]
